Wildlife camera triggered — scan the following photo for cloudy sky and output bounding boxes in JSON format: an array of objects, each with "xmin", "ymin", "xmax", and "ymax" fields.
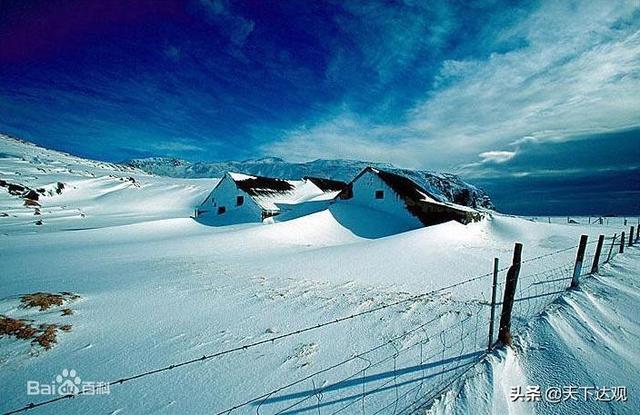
[{"xmin": 0, "ymin": 0, "xmax": 639, "ymax": 214}]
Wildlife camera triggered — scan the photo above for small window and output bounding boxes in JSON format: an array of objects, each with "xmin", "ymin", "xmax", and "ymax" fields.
[
  {"xmin": 236, "ymin": 195, "xmax": 244, "ymax": 206},
  {"xmin": 375, "ymin": 190, "xmax": 384, "ymax": 199},
  {"xmin": 217, "ymin": 206, "xmax": 226, "ymax": 215}
]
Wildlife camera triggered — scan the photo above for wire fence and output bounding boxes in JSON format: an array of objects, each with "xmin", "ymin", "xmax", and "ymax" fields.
[{"xmin": 4, "ymin": 228, "xmax": 638, "ymax": 415}]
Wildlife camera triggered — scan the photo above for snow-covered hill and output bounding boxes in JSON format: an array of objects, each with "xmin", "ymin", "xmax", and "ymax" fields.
[
  {"xmin": 1, "ymin": 132, "xmax": 638, "ymax": 415},
  {"xmin": 0, "ymin": 134, "xmax": 216, "ymax": 233},
  {"xmin": 128, "ymin": 156, "xmax": 494, "ymax": 209}
]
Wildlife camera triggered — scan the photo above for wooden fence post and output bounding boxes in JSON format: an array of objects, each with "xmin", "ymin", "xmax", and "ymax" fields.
[
  {"xmin": 630, "ymin": 227, "xmax": 635, "ymax": 246},
  {"xmin": 571, "ymin": 235, "xmax": 589, "ymax": 288},
  {"xmin": 636, "ymin": 226, "xmax": 640, "ymax": 243},
  {"xmin": 620, "ymin": 232, "xmax": 625, "ymax": 253},
  {"xmin": 487, "ymin": 257, "xmax": 499, "ymax": 350},
  {"xmin": 590, "ymin": 234, "xmax": 605, "ymax": 274},
  {"xmin": 498, "ymin": 243, "xmax": 522, "ymax": 346},
  {"xmin": 605, "ymin": 233, "xmax": 617, "ymax": 263}
]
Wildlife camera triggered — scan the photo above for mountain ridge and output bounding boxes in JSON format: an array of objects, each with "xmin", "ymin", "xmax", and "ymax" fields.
[{"xmin": 128, "ymin": 156, "xmax": 494, "ymax": 209}]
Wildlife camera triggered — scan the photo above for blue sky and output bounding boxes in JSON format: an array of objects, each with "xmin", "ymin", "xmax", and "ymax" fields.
[{"xmin": 0, "ymin": 0, "xmax": 639, "ymax": 213}]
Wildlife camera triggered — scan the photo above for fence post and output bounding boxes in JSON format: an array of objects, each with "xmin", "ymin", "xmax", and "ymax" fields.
[
  {"xmin": 487, "ymin": 257, "xmax": 499, "ymax": 350},
  {"xmin": 590, "ymin": 234, "xmax": 605, "ymax": 274},
  {"xmin": 630, "ymin": 227, "xmax": 635, "ymax": 246},
  {"xmin": 571, "ymin": 235, "xmax": 589, "ymax": 288},
  {"xmin": 636, "ymin": 226, "xmax": 640, "ymax": 243},
  {"xmin": 620, "ymin": 232, "xmax": 625, "ymax": 253},
  {"xmin": 498, "ymin": 243, "xmax": 522, "ymax": 347},
  {"xmin": 606, "ymin": 233, "xmax": 617, "ymax": 263}
]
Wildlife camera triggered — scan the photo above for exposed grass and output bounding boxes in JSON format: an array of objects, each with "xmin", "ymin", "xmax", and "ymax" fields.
[
  {"xmin": 1, "ymin": 292, "xmax": 80, "ymax": 351},
  {"xmin": 0, "ymin": 316, "xmax": 69, "ymax": 350},
  {"xmin": 0, "ymin": 315, "xmax": 38, "ymax": 340},
  {"xmin": 33, "ymin": 324, "xmax": 58, "ymax": 349},
  {"xmin": 20, "ymin": 292, "xmax": 80, "ymax": 311},
  {"xmin": 21, "ymin": 293, "xmax": 64, "ymax": 310}
]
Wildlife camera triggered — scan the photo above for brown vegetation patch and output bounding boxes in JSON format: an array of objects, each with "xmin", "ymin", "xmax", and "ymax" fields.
[
  {"xmin": 21, "ymin": 293, "xmax": 64, "ymax": 310},
  {"xmin": 33, "ymin": 324, "xmax": 59, "ymax": 349},
  {"xmin": 0, "ymin": 315, "xmax": 38, "ymax": 339},
  {"xmin": 0, "ymin": 316, "xmax": 68, "ymax": 350},
  {"xmin": 20, "ymin": 292, "xmax": 79, "ymax": 311}
]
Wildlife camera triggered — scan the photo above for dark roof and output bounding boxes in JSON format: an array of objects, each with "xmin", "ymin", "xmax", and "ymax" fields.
[
  {"xmin": 304, "ymin": 176, "xmax": 348, "ymax": 192},
  {"xmin": 346, "ymin": 167, "xmax": 482, "ymax": 226},
  {"xmin": 231, "ymin": 174, "xmax": 294, "ymax": 196},
  {"xmin": 375, "ymin": 169, "xmax": 440, "ymax": 203}
]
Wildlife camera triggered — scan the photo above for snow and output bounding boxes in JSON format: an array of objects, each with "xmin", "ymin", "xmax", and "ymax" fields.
[
  {"xmin": 1, "ymin": 134, "xmax": 638, "ymax": 414},
  {"xmin": 128, "ymin": 155, "xmax": 494, "ymax": 209},
  {"xmin": 200, "ymin": 172, "xmax": 340, "ymax": 221},
  {"xmin": 428, "ymin": 249, "xmax": 640, "ymax": 415}
]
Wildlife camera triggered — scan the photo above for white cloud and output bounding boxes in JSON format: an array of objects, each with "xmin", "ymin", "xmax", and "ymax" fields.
[
  {"xmin": 264, "ymin": 111, "xmax": 424, "ymax": 165},
  {"xmin": 478, "ymin": 150, "xmax": 516, "ymax": 164},
  {"xmin": 264, "ymin": 1, "xmax": 640, "ymax": 171}
]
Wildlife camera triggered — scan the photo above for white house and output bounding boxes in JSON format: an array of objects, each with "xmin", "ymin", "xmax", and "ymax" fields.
[
  {"xmin": 196, "ymin": 172, "xmax": 346, "ymax": 225},
  {"xmin": 337, "ymin": 167, "xmax": 483, "ymax": 227}
]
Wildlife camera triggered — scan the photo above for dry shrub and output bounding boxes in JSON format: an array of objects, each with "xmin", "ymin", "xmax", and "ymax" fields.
[
  {"xmin": 21, "ymin": 293, "xmax": 65, "ymax": 311},
  {"xmin": 0, "ymin": 316, "xmax": 72, "ymax": 350},
  {"xmin": 32, "ymin": 324, "xmax": 58, "ymax": 350},
  {"xmin": 0, "ymin": 315, "xmax": 37, "ymax": 339}
]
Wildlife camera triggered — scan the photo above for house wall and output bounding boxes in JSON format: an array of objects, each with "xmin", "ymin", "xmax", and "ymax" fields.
[
  {"xmin": 197, "ymin": 175, "xmax": 263, "ymax": 224},
  {"xmin": 342, "ymin": 171, "xmax": 422, "ymax": 227}
]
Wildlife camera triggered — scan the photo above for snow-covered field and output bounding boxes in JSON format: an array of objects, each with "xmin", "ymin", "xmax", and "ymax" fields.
[{"xmin": 1, "ymin": 134, "xmax": 638, "ymax": 414}]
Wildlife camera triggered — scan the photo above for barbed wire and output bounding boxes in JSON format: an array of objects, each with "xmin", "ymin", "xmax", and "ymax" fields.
[{"xmin": 4, "ymin": 232, "xmax": 633, "ymax": 415}]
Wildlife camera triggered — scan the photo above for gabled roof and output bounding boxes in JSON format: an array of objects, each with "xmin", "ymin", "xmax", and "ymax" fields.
[
  {"xmin": 224, "ymin": 172, "xmax": 339, "ymax": 212},
  {"xmin": 345, "ymin": 167, "xmax": 482, "ymax": 226},
  {"xmin": 228, "ymin": 172, "xmax": 294, "ymax": 196},
  {"xmin": 303, "ymin": 176, "xmax": 348, "ymax": 193}
]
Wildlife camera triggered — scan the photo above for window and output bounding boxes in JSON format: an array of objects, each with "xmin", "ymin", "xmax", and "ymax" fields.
[
  {"xmin": 236, "ymin": 195, "xmax": 244, "ymax": 206},
  {"xmin": 375, "ymin": 190, "xmax": 384, "ymax": 199},
  {"xmin": 217, "ymin": 206, "xmax": 226, "ymax": 215}
]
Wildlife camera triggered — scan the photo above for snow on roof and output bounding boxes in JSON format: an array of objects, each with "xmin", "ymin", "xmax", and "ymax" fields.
[
  {"xmin": 349, "ymin": 167, "xmax": 482, "ymax": 226},
  {"xmin": 226, "ymin": 172, "xmax": 338, "ymax": 211},
  {"xmin": 303, "ymin": 176, "xmax": 348, "ymax": 193}
]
